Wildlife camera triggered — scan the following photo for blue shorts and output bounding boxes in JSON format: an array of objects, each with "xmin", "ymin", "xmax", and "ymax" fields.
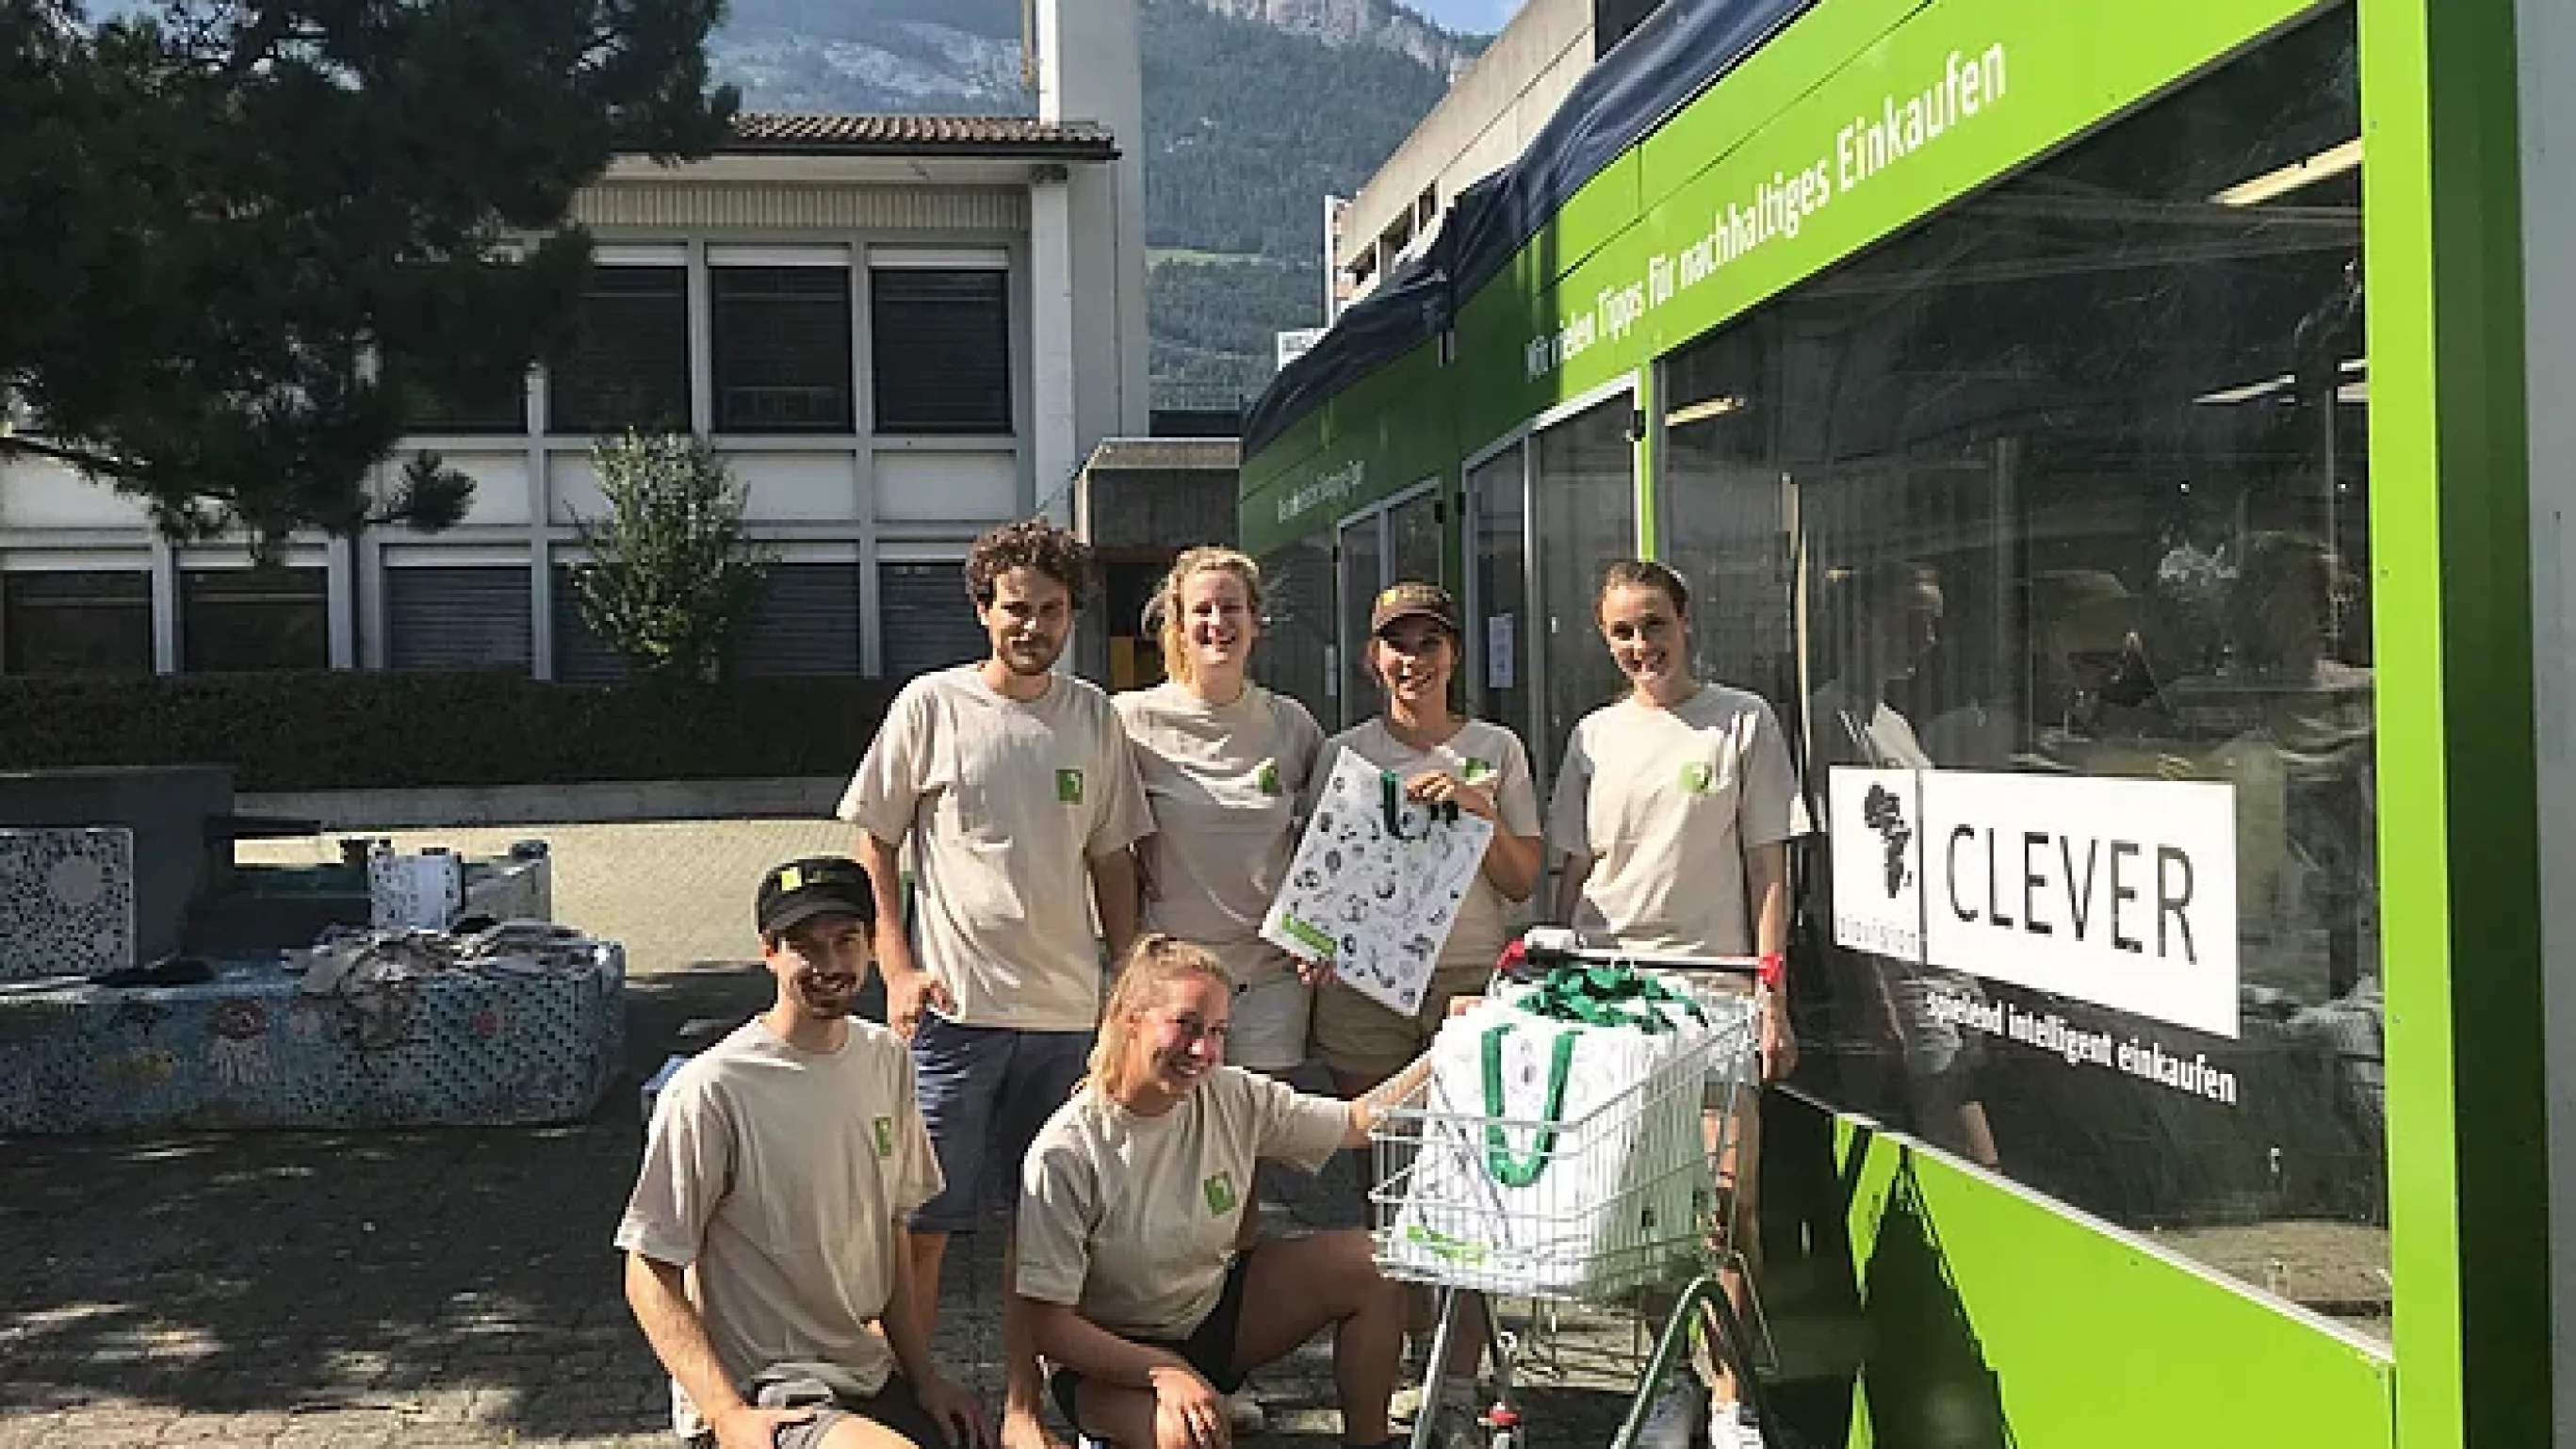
[{"xmin": 911, "ymin": 1016, "xmax": 1095, "ymax": 1235}]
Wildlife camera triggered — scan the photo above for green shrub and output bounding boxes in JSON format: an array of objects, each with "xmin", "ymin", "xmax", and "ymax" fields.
[{"xmin": 0, "ymin": 671, "xmax": 898, "ymax": 791}]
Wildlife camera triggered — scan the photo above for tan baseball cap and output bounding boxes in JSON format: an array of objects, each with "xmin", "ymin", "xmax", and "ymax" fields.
[{"xmin": 1369, "ymin": 581, "xmax": 1460, "ymax": 637}]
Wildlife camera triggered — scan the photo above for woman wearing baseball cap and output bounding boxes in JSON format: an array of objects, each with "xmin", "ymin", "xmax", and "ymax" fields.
[{"xmin": 1311, "ymin": 579, "xmax": 1542, "ymax": 1413}]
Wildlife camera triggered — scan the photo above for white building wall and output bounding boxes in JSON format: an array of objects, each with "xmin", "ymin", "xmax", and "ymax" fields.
[
  {"xmin": 1038, "ymin": 0, "xmax": 1153, "ymax": 466},
  {"xmin": 1337, "ymin": 0, "xmax": 1595, "ymax": 305},
  {"xmin": 0, "ymin": 457, "xmax": 157, "ymax": 531}
]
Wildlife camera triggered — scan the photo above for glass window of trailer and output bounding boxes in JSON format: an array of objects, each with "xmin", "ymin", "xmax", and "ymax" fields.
[{"xmin": 1656, "ymin": 8, "xmax": 2380, "ymax": 1337}]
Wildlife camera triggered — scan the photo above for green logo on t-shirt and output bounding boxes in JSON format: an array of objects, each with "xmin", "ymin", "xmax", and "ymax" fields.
[
  {"xmin": 1680, "ymin": 761, "xmax": 1715, "ymax": 794},
  {"xmin": 872, "ymin": 1116, "xmax": 895, "ymax": 1159},
  {"xmin": 1203, "ymin": 1171, "xmax": 1238, "ymax": 1215},
  {"xmin": 1462, "ymin": 757, "xmax": 1496, "ymax": 784},
  {"xmin": 1255, "ymin": 760, "xmax": 1281, "ymax": 795},
  {"xmin": 1056, "ymin": 769, "xmax": 1084, "ymax": 805}
]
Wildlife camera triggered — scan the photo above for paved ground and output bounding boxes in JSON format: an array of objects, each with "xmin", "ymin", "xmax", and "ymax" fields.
[{"xmin": 1, "ymin": 822, "xmax": 1649, "ymax": 1449}]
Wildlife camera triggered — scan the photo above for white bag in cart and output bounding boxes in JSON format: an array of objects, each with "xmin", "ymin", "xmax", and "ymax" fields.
[{"xmin": 1388, "ymin": 975, "xmax": 1720, "ymax": 1297}]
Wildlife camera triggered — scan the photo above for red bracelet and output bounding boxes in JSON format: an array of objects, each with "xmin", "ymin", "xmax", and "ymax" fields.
[{"xmin": 1758, "ymin": 952, "xmax": 1786, "ymax": 990}]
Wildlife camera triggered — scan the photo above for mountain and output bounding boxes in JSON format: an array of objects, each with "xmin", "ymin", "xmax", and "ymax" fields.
[
  {"xmin": 710, "ymin": 0, "xmax": 1030, "ymax": 114},
  {"xmin": 710, "ymin": 0, "xmax": 1475, "ymax": 406},
  {"xmin": 1185, "ymin": 0, "xmax": 1479, "ymax": 75}
]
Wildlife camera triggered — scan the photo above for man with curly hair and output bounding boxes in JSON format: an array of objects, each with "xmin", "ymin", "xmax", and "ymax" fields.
[{"xmin": 841, "ymin": 517, "xmax": 1152, "ymax": 1449}]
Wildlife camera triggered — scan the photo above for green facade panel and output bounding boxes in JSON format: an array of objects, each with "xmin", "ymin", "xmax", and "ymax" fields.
[
  {"xmin": 1448, "ymin": 0, "xmax": 2323, "ymax": 440},
  {"xmin": 1802, "ymin": 1101, "xmax": 2395, "ymax": 1448},
  {"xmin": 1242, "ymin": 341, "xmax": 1457, "ymax": 557}
]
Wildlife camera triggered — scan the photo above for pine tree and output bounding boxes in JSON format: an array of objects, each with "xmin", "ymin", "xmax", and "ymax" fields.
[{"xmin": 0, "ymin": 0, "xmax": 736, "ymax": 555}]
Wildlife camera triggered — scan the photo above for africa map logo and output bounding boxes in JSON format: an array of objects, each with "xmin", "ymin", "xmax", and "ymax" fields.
[{"xmin": 1863, "ymin": 782, "xmax": 1914, "ymax": 898}]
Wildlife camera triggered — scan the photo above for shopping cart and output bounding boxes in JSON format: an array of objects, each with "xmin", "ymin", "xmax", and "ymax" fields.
[{"xmin": 1369, "ymin": 929, "xmax": 1776, "ymax": 1449}]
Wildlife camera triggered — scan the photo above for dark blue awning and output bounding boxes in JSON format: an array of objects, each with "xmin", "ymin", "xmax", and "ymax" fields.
[{"xmin": 1244, "ymin": 0, "xmax": 1814, "ymax": 459}]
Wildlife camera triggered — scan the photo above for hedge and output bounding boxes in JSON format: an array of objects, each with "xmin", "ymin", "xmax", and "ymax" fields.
[{"xmin": 0, "ymin": 671, "xmax": 900, "ymax": 791}]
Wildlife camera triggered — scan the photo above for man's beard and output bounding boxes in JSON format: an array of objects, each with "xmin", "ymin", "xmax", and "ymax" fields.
[{"xmin": 1000, "ymin": 637, "xmax": 1064, "ymax": 675}]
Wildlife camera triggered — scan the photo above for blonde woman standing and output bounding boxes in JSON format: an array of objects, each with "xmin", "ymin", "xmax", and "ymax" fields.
[
  {"xmin": 1548, "ymin": 559, "xmax": 1797, "ymax": 1449},
  {"xmin": 1017, "ymin": 936, "xmax": 1422, "ymax": 1449},
  {"xmin": 1115, "ymin": 547, "xmax": 1329, "ymax": 1081},
  {"xmin": 1114, "ymin": 547, "xmax": 1328, "ymax": 1438}
]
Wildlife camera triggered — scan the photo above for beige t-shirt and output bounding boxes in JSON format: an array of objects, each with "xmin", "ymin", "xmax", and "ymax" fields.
[
  {"xmin": 615, "ymin": 1019, "xmax": 940, "ymax": 1438},
  {"xmin": 1017, "ymin": 1066, "xmax": 1350, "ymax": 1341},
  {"xmin": 1316, "ymin": 718, "xmax": 1541, "ymax": 985},
  {"xmin": 840, "ymin": 666, "xmax": 1156, "ymax": 1032},
  {"xmin": 1548, "ymin": 687, "xmax": 1799, "ymax": 957},
  {"xmin": 1116, "ymin": 682, "xmax": 1326, "ymax": 988}
]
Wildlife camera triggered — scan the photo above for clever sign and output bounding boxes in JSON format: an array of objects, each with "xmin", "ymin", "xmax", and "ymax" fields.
[{"xmin": 1829, "ymin": 768, "xmax": 2239, "ymax": 1038}]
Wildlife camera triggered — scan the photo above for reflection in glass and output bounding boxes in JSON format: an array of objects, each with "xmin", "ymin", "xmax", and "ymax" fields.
[
  {"xmin": 1809, "ymin": 563, "xmax": 2002, "ymax": 1169},
  {"xmin": 1338, "ymin": 513, "xmax": 1385, "ymax": 724},
  {"xmin": 1470, "ymin": 446, "xmax": 1533, "ymax": 741},
  {"xmin": 1535, "ymin": 399, "xmax": 1638, "ymax": 776},
  {"xmin": 1657, "ymin": 8, "xmax": 2382, "ymax": 1334},
  {"xmin": 1389, "ymin": 487, "xmax": 1444, "ymax": 589},
  {"xmin": 1253, "ymin": 537, "xmax": 1335, "ymax": 723}
]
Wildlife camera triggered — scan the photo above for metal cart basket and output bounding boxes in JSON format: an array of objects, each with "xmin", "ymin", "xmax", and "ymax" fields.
[{"xmin": 1369, "ymin": 934, "xmax": 1777, "ymax": 1449}]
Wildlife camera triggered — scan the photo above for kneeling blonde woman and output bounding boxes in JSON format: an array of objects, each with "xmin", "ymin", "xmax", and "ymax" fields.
[{"xmin": 1016, "ymin": 936, "xmax": 1427, "ymax": 1449}]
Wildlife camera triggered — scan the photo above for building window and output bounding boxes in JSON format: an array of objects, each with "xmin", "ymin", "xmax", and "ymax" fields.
[
  {"xmin": 876, "ymin": 562, "xmax": 989, "ymax": 677},
  {"xmin": 182, "ymin": 566, "xmax": 328, "ymax": 673},
  {"xmin": 730, "ymin": 563, "xmax": 863, "ymax": 677},
  {"xmin": 549, "ymin": 266, "xmax": 691, "ymax": 436},
  {"xmin": 871, "ymin": 269, "xmax": 1012, "ymax": 435},
  {"xmin": 385, "ymin": 355, "xmax": 528, "ymax": 435},
  {"xmin": 2, "ymin": 570, "xmax": 154, "ymax": 676},
  {"xmin": 550, "ymin": 564, "xmax": 628, "ymax": 685},
  {"xmin": 384, "ymin": 566, "xmax": 533, "ymax": 671},
  {"xmin": 713, "ymin": 268, "xmax": 856, "ymax": 434}
]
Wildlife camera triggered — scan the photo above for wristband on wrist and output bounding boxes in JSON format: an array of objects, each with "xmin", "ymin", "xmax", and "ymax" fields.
[{"xmin": 1758, "ymin": 952, "xmax": 1786, "ymax": 990}]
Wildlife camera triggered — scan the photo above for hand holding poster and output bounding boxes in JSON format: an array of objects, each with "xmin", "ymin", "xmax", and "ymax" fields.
[{"xmin": 1261, "ymin": 751, "xmax": 1494, "ymax": 1015}]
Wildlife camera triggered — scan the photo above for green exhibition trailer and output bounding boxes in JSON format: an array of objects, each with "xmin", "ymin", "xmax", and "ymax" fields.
[{"xmin": 1240, "ymin": 0, "xmax": 2562, "ymax": 1444}]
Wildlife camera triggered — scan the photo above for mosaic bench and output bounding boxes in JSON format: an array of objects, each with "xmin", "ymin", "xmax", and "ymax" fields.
[{"xmin": 0, "ymin": 936, "xmax": 626, "ymax": 1134}]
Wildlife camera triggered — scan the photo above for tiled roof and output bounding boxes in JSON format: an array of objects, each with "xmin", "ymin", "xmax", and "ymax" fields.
[{"xmin": 723, "ymin": 113, "xmax": 1119, "ymax": 160}]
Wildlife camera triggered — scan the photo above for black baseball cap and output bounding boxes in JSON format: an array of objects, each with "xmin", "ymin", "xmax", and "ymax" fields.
[{"xmin": 756, "ymin": 857, "xmax": 877, "ymax": 936}]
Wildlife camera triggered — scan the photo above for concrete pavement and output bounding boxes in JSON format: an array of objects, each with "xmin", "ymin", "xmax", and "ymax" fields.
[{"xmin": 1, "ymin": 822, "xmax": 1645, "ymax": 1449}]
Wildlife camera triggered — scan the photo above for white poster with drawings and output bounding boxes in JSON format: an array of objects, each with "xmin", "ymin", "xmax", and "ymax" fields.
[{"xmin": 1262, "ymin": 750, "xmax": 1494, "ymax": 1016}]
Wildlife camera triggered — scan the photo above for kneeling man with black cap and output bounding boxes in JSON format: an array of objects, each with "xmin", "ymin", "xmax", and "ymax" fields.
[{"xmin": 619, "ymin": 857, "xmax": 991, "ymax": 1449}]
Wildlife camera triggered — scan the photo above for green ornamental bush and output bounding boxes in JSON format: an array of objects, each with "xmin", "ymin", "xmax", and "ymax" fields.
[{"xmin": 0, "ymin": 672, "xmax": 897, "ymax": 791}]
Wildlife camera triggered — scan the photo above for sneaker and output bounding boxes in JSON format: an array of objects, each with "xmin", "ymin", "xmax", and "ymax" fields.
[
  {"xmin": 1389, "ymin": 1378, "xmax": 1481, "ymax": 1425},
  {"xmin": 1708, "ymin": 1399, "xmax": 1763, "ymax": 1448},
  {"xmin": 1636, "ymin": 1380, "xmax": 1707, "ymax": 1449},
  {"xmin": 1225, "ymin": 1384, "xmax": 1267, "ymax": 1434}
]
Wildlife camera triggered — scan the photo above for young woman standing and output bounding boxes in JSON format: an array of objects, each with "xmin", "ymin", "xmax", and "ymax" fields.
[
  {"xmin": 1117, "ymin": 547, "xmax": 1329, "ymax": 1081},
  {"xmin": 1547, "ymin": 559, "xmax": 1799, "ymax": 1449},
  {"xmin": 1115, "ymin": 546, "xmax": 1327, "ymax": 1436},
  {"xmin": 1312, "ymin": 581, "xmax": 1542, "ymax": 1412}
]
